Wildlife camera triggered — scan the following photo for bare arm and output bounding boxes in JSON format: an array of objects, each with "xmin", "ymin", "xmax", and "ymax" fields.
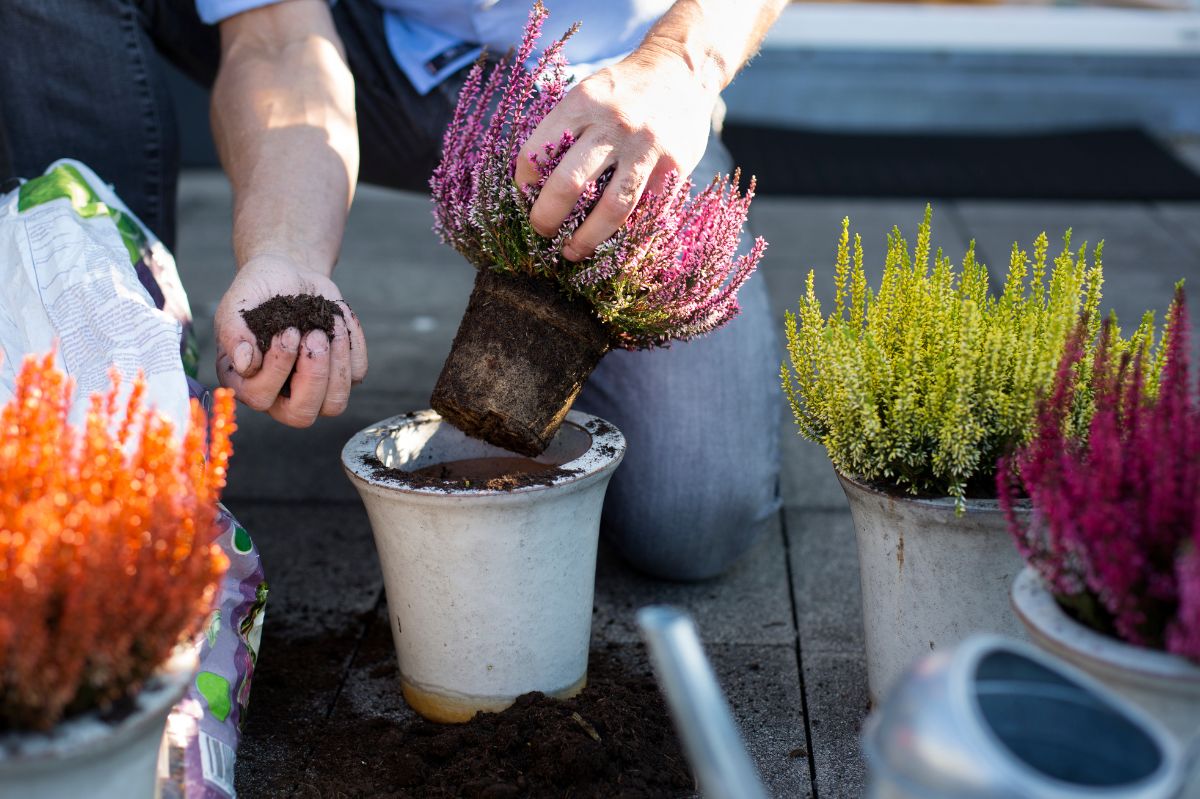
[
  {"xmin": 514, "ymin": 0, "xmax": 786, "ymax": 261},
  {"xmin": 210, "ymin": 0, "xmax": 367, "ymax": 427}
]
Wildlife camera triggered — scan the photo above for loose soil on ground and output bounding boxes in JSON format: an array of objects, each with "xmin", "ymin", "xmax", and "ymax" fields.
[{"xmin": 298, "ymin": 644, "xmax": 693, "ymax": 799}]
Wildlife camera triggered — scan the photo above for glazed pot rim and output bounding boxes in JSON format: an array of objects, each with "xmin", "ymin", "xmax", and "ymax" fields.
[
  {"xmin": 1012, "ymin": 566, "xmax": 1200, "ymax": 686},
  {"xmin": 835, "ymin": 468, "xmax": 1030, "ymax": 513},
  {"xmin": 341, "ymin": 409, "xmax": 626, "ymax": 498},
  {"xmin": 0, "ymin": 644, "xmax": 198, "ymax": 771}
]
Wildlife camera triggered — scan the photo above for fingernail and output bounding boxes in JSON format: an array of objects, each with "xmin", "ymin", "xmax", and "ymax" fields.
[
  {"xmin": 563, "ymin": 244, "xmax": 581, "ymax": 262},
  {"xmin": 305, "ymin": 330, "xmax": 329, "ymax": 356},
  {"xmin": 280, "ymin": 328, "xmax": 301, "ymax": 352},
  {"xmin": 234, "ymin": 341, "xmax": 253, "ymax": 373}
]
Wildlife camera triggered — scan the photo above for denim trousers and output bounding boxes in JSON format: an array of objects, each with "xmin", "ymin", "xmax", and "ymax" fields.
[{"xmin": 0, "ymin": 0, "xmax": 782, "ymax": 580}]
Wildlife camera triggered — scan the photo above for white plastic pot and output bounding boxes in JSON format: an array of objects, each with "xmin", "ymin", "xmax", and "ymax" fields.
[
  {"xmin": 0, "ymin": 646, "xmax": 198, "ymax": 799},
  {"xmin": 1012, "ymin": 566, "xmax": 1200, "ymax": 747},
  {"xmin": 837, "ymin": 472, "xmax": 1028, "ymax": 705},
  {"xmin": 342, "ymin": 409, "xmax": 625, "ymax": 723}
]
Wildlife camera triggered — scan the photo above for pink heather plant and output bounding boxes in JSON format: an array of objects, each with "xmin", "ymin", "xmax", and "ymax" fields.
[
  {"xmin": 999, "ymin": 286, "xmax": 1200, "ymax": 661},
  {"xmin": 430, "ymin": 2, "xmax": 765, "ymax": 349}
]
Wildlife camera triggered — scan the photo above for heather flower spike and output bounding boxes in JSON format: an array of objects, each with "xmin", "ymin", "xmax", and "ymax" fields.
[
  {"xmin": 430, "ymin": 1, "xmax": 764, "ymax": 349},
  {"xmin": 1000, "ymin": 286, "xmax": 1200, "ymax": 662}
]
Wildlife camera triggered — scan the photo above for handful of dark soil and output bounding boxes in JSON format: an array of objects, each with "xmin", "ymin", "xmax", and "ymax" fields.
[
  {"xmin": 240, "ymin": 294, "xmax": 344, "ymax": 355},
  {"xmin": 239, "ymin": 294, "xmax": 345, "ymax": 396}
]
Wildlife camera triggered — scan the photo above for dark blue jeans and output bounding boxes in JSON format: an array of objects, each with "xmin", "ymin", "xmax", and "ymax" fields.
[{"xmin": 0, "ymin": 0, "xmax": 781, "ymax": 580}]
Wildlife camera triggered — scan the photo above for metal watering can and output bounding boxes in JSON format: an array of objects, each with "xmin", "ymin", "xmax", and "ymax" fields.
[
  {"xmin": 864, "ymin": 635, "xmax": 1188, "ymax": 799},
  {"xmin": 637, "ymin": 608, "xmax": 1189, "ymax": 799}
]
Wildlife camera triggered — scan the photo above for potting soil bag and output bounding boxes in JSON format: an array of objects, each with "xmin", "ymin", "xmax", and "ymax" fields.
[{"xmin": 0, "ymin": 159, "xmax": 265, "ymax": 799}]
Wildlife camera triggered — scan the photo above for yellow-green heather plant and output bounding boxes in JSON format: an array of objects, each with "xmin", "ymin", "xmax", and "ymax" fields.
[{"xmin": 782, "ymin": 206, "xmax": 1156, "ymax": 510}]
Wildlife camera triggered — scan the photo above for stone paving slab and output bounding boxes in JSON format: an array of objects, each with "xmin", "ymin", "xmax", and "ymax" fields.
[
  {"xmin": 1154, "ymin": 202, "xmax": 1200, "ymax": 261},
  {"xmin": 954, "ymin": 201, "xmax": 1195, "ymax": 328},
  {"xmin": 593, "ymin": 515, "xmax": 795, "ymax": 647},
  {"xmin": 752, "ymin": 197, "xmax": 974, "ymax": 322},
  {"xmin": 222, "ymin": 390, "xmax": 425, "ymax": 505},
  {"xmin": 798, "ymin": 650, "xmax": 870, "ymax": 799},
  {"xmin": 784, "ymin": 509, "xmax": 864, "ymax": 658}
]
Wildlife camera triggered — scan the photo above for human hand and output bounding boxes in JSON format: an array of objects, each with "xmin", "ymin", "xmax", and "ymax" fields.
[
  {"xmin": 513, "ymin": 42, "xmax": 720, "ymax": 261},
  {"xmin": 214, "ymin": 254, "xmax": 367, "ymax": 427}
]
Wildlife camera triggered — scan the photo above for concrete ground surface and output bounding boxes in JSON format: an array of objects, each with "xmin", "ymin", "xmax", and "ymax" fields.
[{"xmin": 174, "ymin": 168, "xmax": 1200, "ymax": 798}]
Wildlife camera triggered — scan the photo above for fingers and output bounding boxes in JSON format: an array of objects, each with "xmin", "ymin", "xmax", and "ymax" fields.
[
  {"xmin": 217, "ymin": 314, "xmax": 265, "ymax": 378},
  {"xmin": 268, "ymin": 329, "xmax": 331, "ymax": 428},
  {"xmin": 528, "ymin": 139, "xmax": 613, "ymax": 238},
  {"xmin": 562, "ymin": 157, "xmax": 655, "ymax": 262},
  {"xmin": 222, "ymin": 327, "xmax": 301, "ymax": 411},
  {"xmin": 337, "ymin": 300, "xmax": 368, "ymax": 384},
  {"xmin": 321, "ymin": 315, "xmax": 352, "ymax": 417}
]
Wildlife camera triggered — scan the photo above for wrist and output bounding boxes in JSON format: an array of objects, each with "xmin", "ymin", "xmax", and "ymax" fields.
[{"xmin": 629, "ymin": 33, "xmax": 727, "ymax": 99}]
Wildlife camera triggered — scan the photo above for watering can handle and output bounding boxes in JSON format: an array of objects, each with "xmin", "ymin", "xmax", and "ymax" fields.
[{"xmin": 637, "ymin": 605, "xmax": 772, "ymax": 799}]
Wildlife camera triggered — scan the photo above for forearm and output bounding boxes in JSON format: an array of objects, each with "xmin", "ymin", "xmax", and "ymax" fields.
[
  {"xmin": 211, "ymin": 2, "xmax": 358, "ymax": 277},
  {"xmin": 636, "ymin": 0, "xmax": 787, "ymax": 95}
]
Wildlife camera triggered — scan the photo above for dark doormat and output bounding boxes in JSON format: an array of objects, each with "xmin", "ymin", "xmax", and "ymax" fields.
[{"xmin": 721, "ymin": 125, "xmax": 1200, "ymax": 200}]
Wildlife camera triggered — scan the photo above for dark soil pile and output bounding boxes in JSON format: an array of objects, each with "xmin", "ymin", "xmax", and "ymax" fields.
[
  {"xmin": 306, "ymin": 649, "xmax": 694, "ymax": 799},
  {"xmin": 240, "ymin": 294, "xmax": 344, "ymax": 354},
  {"xmin": 361, "ymin": 454, "xmax": 579, "ymax": 492}
]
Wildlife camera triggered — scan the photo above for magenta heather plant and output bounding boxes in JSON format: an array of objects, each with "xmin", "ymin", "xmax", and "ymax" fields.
[
  {"xmin": 999, "ymin": 286, "xmax": 1200, "ymax": 661},
  {"xmin": 430, "ymin": 2, "xmax": 764, "ymax": 349}
]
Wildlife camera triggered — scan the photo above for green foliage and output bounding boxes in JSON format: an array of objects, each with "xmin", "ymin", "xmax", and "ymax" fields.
[{"xmin": 781, "ymin": 206, "xmax": 1155, "ymax": 509}]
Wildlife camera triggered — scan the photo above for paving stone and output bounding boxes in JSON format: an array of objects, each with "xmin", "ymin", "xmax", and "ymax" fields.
[
  {"xmin": 223, "ymin": 389, "xmax": 426, "ymax": 505},
  {"xmin": 230, "ymin": 503, "xmax": 383, "ymax": 797},
  {"xmin": 707, "ymin": 644, "xmax": 814, "ymax": 799},
  {"xmin": 955, "ymin": 201, "xmax": 1193, "ymax": 328},
  {"xmin": 752, "ymin": 197, "xmax": 974, "ymax": 322},
  {"xmin": 780, "ymin": 430, "xmax": 845, "ymax": 512},
  {"xmin": 801, "ymin": 650, "xmax": 870, "ymax": 799},
  {"xmin": 1153, "ymin": 202, "xmax": 1200, "ymax": 259},
  {"xmin": 784, "ymin": 508, "xmax": 864, "ymax": 657},
  {"xmin": 593, "ymin": 514, "xmax": 796, "ymax": 647}
]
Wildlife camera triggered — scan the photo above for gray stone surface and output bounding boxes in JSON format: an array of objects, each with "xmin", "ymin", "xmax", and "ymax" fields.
[
  {"xmin": 954, "ymin": 201, "xmax": 1193, "ymax": 328},
  {"xmin": 707, "ymin": 644, "xmax": 813, "ymax": 799},
  {"xmin": 593, "ymin": 515, "xmax": 795, "ymax": 647},
  {"xmin": 785, "ymin": 509, "xmax": 863, "ymax": 657},
  {"xmin": 799, "ymin": 651, "xmax": 870, "ymax": 799}
]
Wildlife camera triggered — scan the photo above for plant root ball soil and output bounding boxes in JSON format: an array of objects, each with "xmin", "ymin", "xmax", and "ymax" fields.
[
  {"xmin": 431, "ymin": 270, "xmax": 610, "ymax": 457},
  {"xmin": 304, "ymin": 648, "xmax": 694, "ymax": 799},
  {"xmin": 240, "ymin": 294, "xmax": 345, "ymax": 355}
]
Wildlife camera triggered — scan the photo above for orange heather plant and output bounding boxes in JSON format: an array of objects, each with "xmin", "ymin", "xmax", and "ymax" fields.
[{"xmin": 0, "ymin": 352, "xmax": 235, "ymax": 730}]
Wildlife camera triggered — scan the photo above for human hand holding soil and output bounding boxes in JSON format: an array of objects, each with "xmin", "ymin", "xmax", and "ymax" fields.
[{"xmin": 215, "ymin": 254, "xmax": 367, "ymax": 428}]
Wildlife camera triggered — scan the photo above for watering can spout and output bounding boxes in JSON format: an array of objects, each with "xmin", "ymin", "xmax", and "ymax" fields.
[{"xmin": 637, "ymin": 606, "xmax": 771, "ymax": 799}]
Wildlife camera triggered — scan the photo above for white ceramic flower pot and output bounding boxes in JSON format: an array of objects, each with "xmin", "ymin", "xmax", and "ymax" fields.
[
  {"xmin": 342, "ymin": 409, "xmax": 625, "ymax": 723},
  {"xmin": 0, "ymin": 646, "xmax": 198, "ymax": 799},
  {"xmin": 1012, "ymin": 566, "xmax": 1200, "ymax": 747},
  {"xmin": 837, "ymin": 472, "xmax": 1028, "ymax": 705}
]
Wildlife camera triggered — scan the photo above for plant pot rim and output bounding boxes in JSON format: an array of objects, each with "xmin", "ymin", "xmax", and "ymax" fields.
[
  {"xmin": 341, "ymin": 409, "xmax": 626, "ymax": 498},
  {"xmin": 1012, "ymin": 566, "xmax": 1200, "ymax": 686},
  {"xmin": 0, "ymin": 643, "xmax": 198, "ymax": 773},
  {"xmin": 835, "ymin": 468, "xmax": 1028, "ymax": 514}
]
